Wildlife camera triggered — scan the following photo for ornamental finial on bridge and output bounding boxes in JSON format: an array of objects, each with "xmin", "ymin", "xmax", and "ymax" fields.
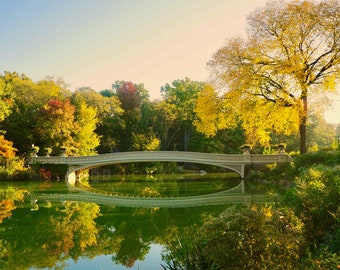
[
  {"xmin": 31, "ymin": 144, "xmax": 39, "ymax": 157},
  {"xmin": 240, "ymin": 144, "xmax": 251, "ymax": 155}
]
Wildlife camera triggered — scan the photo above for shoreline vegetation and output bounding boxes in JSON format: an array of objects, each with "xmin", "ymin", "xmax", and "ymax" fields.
[{"xmin": 160, "ymin": 150, "xmax": 340, "ymax": 269}]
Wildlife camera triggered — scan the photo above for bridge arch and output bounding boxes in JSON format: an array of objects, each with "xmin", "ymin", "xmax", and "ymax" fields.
[{"xmin": 60, "ymin": 151, "xmax": 248, "ymax": 184}]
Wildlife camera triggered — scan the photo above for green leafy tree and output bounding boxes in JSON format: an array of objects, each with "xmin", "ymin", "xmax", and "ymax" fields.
[
  {"xmin": 161, "ymin": 78, "xmax": 205, "ymax": 151},
  {"xmin": 148, "ymin": 101, "xmax": 180, "ymax": 151},
  {"xmin": 307, "ymin": 113, "xmax": 337, "ymax": 150},
  {"xmin": 0, "ymin": 77, "xmax": 13, "ymax": 122},
  {"xmin": 132, "ymin": 132, "xmax": 160, "ymax": 151},
  {"xmin": 208, "ymin": 0, "xmax": 340, "ymax": 154},
  {"xmin": 73, "ymin": 87, "xmax": 123, "ymax": 120},
  {"xmin": 71, "ymin": 87, "xmax": 123, "ymax": 153}
]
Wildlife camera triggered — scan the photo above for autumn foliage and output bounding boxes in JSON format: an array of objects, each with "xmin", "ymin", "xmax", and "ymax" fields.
[
  {"xmin": 0, "ymin": 135, "xmax": 17, "ymax": 159},
  {"xmin": 0, "ymin": 199, "xmax": 16, "ymax": 223}
]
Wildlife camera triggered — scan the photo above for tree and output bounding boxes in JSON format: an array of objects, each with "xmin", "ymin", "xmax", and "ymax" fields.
[
  {"xmin": 112, "ymin": 81, "xmax": 147, "ymax": 151},
  {"xmin": 146, "ymin": 101, "xmax": 179, "ymax": 151},
  {"xmin": 115, "ymin": 81, "xmax": 142, "ymax": 112},
  {"xmin": 71, "ymin": 87, "xmax": 123, "ymax": 153},
  {"xmin": 112, "ymin": 80, "xmax": 149, "ymax": 104},
  {"xmin": 0, "ymin": 135, "xmax": 17, "ymax": 159},
  {"xmin": 74, "ymin": 102, "xmax": 100, "ymax": 155},
  {"xmin": 194, "ymin": 85, "xmax": 236, "ymax": 137},
  {"xmin": 0, "ymin": 77, "xmax": 13, "ymax": 122},
  {"xmin": 307, "ymin": 112, "xmax": 336, "ymax": 150},
  {"xmin": 0, "ymin": 72, "xmax": 71, "ymax": 154},
  {"xmin": 0, "ymin": 77, "xmax": 16, "ymax": 160},
  {"xmin": 208, "ymin": 0, "xmax": 340, "ymax": 154},
  {"xmin": 131, "ymin": 132, "xmax": 160, "ymax": 151},
  {"xmin": 161, "ymin": 78, "xmax": 206, "ymax": 151},
  {"xmin": 36, "ymin": 98, "xmax": 76, "ymax": 155}
]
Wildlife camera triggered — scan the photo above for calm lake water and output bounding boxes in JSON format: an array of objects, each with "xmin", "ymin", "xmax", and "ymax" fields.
[{"xmin": 0, "ymin": 173, "xmax": 241, "ymax": 270}]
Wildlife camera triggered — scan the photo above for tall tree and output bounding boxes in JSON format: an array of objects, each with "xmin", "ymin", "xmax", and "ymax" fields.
[
  {"xmin": 147, "ymin": 101, "xmax": 179, "ymax": 150},
  {"xmin": 74, "ymin": 102, "xmax": 100, "ymax": 155},
  {"xmin": 0, "ymin": 77, "xmax": 14, "ymax": 160},
  {"xmin": 208, "ymin": 0, "xmax": 340, "ymax": 154},
  {"xmin": 161, "ymin": 78, "xmax": 205, "ymax": 151},
  {"xmin": 307, "ymin": 112, "xmax": 336, "ymax": 150},
  {"xmin": 113, "ymin": 81, "xmax": 145, "ymax": 151},
  {"xmin": 0, "ymin": 77, "xmax": 13, "ymax": 122},
  {"xmin": 36, "ymin": 99, "xmax": 76, "ymax": 155}
]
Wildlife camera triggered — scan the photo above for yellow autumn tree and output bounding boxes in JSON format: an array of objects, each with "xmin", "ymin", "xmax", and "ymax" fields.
[
  {"xmin": 74, "ymin": 102, "xmax": 100, "ymax": 155},
  {"xmin": 194, "ymin": 85, "xmax": 237, "ymax": 137},
  {"xmin": 208, "ymin": 0, "xmax": 340, "ymax": 153}
]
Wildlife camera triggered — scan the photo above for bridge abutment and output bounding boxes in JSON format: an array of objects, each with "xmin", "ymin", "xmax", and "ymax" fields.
[{"xmin": 67, "ymin": 171, "xmax": 77, "ymax": 186}]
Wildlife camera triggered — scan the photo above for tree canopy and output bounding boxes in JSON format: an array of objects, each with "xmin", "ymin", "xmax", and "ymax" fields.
[
  {"xmin": 207, "ymin": 0, "xmax": 340, "ymax": 153},
  {"xmin": 161, "ymin": 78, "xmax": 206, "ymax": 151},
  {"xmin": 0, "ymin": 78, "xmax": 13, "ymax": 123}
]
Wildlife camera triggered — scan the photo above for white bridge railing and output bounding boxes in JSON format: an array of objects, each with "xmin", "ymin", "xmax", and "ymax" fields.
[{"xmin": 29, "ymin": 151, "xmax": 291, "ymax": 165}]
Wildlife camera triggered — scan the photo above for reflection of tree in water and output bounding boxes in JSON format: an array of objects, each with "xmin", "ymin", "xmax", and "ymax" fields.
[
  {"xmin": 0, "ymin": 198, "xmax": 101, "ymax": 270},
  {"xmin": 100, "ymin": 206, "xmax": 228, "ymax": 268},
  {"xmin": 48, "ymin": 201, "xmax": 100, "ymax": 258},
  {"xmin": 107, "ymin": 208, "xmax": 155, "ymax": 267},
  {"xmin": 112, "ymin": 235, "xmax": 150, "ymax": 267},
  {"xmin": 0, "ymin": 188, "xmax": 230, "ymax": 269},
  {"xmin": 0, "ymin": 186, "xmax": 27, "ymax": 223}
]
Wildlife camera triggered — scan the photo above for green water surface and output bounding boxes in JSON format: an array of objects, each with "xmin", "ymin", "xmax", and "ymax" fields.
[{"xmin": 0, "ymin": 173, "xmax": 243, "ymax": 270}]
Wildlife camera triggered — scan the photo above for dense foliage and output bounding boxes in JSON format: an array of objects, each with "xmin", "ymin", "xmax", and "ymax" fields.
[
  {"xmin": 162, "ymin": 151, "xmax": 340, "ymax": 269},
  {"xmin": 0, "ymin": 69, "xmax": 338, "ymax": 177},
  {"xmin": 1, "ymin": 0, "xmax": 340, "ymax": 177},
  {"xmin": 206, "ymin": 0, "xmax": 340, "ymax": 154}
]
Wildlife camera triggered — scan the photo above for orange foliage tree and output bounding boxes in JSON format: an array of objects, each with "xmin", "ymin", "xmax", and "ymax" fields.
[{"xmin": 0, "ymin": 135, "xmax": 17, "ymax": 159}]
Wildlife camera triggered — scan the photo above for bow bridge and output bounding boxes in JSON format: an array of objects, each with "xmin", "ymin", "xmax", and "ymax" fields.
[{"xmin": 29, "ymin": 151, "xmax": 291, "ymax": 184}]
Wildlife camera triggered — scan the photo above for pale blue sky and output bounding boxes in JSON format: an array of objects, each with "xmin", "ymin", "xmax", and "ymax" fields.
[{"xmin": 1, "ymin": 0, "xmax": 339, "ymax": 123}]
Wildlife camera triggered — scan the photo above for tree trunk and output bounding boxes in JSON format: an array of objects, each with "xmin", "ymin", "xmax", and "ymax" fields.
[
  {"xmin": 183, "ymin": 124, "xmax": 191, "ymax": 152},
  {"xmin": 299, "ymin": 96, "xmax": 308, "ymax": 154}
]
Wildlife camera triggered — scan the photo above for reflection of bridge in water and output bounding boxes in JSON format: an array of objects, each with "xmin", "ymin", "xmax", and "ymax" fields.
[
  {"xmin": 29, "ymin": 151, "xmax": 292, "ymax": 184},
  {"xmin": 32, "ymin": 180, "xmax": 277, "ymax": 208}
]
